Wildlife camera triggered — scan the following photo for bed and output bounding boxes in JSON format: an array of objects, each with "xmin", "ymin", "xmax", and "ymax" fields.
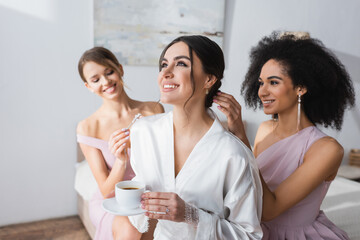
[
  {"xmin": 75, "ymin": 151, "xmax": 360, "ymax": 240},
  {"xmin": 321, "ymin": 168, "xmax": 360, "ymax": 240},
  {"xmin": 75, "ymin": 155, "xmax": 96, "ymax": 239}
]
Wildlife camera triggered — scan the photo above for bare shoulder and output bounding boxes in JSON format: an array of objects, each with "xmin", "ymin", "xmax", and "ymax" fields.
[
  {"xmin": 138, "ymin": 101, "xmax": 164, "ymax": 116},
  {"xmin": 303, "ymin": 136, "xmax": 344, "ymax": 180},
  {"xmin": 253, "ymin": 120, "xmax": 273, "ymax": 157},
  {"xmin": 258, "ymin": 120, "xmax": 273, "ymax": 131},
  {"xmin": 76, "ymin": 112, "xmax": 100, "ymax": 137},
  {"xmin": 307, "ymin": 136, "xmax": 344, "ymax": 162},
  {"xmin": 255, "ymin": 120, "xmax": 273, "ymax": 143}
]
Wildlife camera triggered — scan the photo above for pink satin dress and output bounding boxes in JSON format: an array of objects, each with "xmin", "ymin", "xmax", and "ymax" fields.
[
  {"xmin": 256, "ymin": 126, "xmax": 349, "ymax": 240},
  {"xmin": 77, "ymin": 135, "xmax": 135, "ymax": 240}
]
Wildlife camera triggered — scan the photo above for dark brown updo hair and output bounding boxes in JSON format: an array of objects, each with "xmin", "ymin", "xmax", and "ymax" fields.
[
  {"xmin": 78, "ymin": 46, "xmax": 124, "ymax": 86},
  {"xmin": 159, "ymin": 35, "xmax": 225, "ymax": 108}
]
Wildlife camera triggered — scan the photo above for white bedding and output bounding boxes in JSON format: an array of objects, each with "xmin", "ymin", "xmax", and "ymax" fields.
[
  {"xmin": 74, "ymin": 161, "xmax": 360, "ymax": 239},
  {"xmin": 321, "ymin": 176, "xmax": 360, "ymax": 240},
  {"xmin": 74, "ymin": 160, "xmax": 97, "ymax": 201}
]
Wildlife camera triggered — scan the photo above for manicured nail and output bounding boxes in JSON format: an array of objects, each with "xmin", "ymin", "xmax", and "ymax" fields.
[
  {"xmin": 125, "ymin": 136, "xmax": 130, "ymax": 139},
  {"xmin": 217, "ymin": 106, "xmax": 222, "ymax": 109},
  {"xmin": 121, "ymin": 128, "xmax": 127, "ymax": 131},
  {"xmin": 217, "ymin": 91, "xmax": 221, "ymax": 95},
  {"xmin": 213, "ymin": 99, "xmax": 217, "ymax": 102},
  {"xmin": 125, "ymin": 131, "xmax": 130, "ymax": 135}
]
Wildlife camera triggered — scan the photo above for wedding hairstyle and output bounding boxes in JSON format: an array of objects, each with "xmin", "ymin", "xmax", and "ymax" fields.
[
  {"xmin": 78, "ymin": 46, "xmax": 124, "ymax": 85},
  {"xmin": 241, "ymin": 31, "xmax": 355, "ymax": 130},
  {"xmin": 159, "ymin": 35, "xmax": 225, "ymax": 108}
]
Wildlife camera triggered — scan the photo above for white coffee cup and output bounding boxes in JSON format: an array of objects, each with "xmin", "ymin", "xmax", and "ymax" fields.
[{"xmin": 115, "ymin": 180, "xmax": 145, "ymax": 209}]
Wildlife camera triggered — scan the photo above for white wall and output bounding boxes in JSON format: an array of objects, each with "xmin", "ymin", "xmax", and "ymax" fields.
[
  {"xmin": 0, "ymin": 0, "xmax": 94, "ymax": 226},
  {"xmin": 0, "ymin": 0, "xmax": 358, "ymax": 226}
]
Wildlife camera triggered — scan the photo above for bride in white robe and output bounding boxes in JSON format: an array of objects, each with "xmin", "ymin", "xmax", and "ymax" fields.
[{"xmin": 110, "ymin": 35, "xmax": 262, "ymax": 239}]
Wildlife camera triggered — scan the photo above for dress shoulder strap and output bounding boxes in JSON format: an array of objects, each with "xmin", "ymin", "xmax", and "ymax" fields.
[
  {"xmin": 305, "ymin": 127, "xmax": 327, "ymax": 152},
  {"xmin": 77, "ymin": 134, "xmax": 107, "ymax": 150}
]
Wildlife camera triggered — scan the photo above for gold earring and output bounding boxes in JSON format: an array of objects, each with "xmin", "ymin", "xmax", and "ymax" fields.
[{"xmin": 205, "ymin": 88, "xmax": 209, "ymax": 95}]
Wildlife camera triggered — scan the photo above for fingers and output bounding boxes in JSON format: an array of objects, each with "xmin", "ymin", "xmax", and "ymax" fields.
[
  {"xmin": 145, "ymin": 211, "xmax": 174, "ymax": 221},
  {"xmin": 142, "ymin": 198, "xmax": 168, "ymax": 206},
  {"xmin": 142, "ymin": 191, "xmax": 175, "ymax": 200},
  {"xmin": 141, "ymin": 192, "xmax": 175, "ymax": 213},
  {"xmin": 218, "ymin": 92, "xmax": 242, "ymax": 110},
  {"xmin": 214, "ymin": 92, "xmax": 242, "ymax": 112},
  {"xmin": 109, "ymin": 128, "xmax": 130, "ymax": 144},
  {"xmin": 108, "ymin": 129, "xmax": 130, "ymax": 158},
  {"xmin": 141, "ymin": 192, "xmax": 172, "ymax": 217},
  {"xmin": 109, "ymin": 128, "xmax": 128, "ymax": 142},
  {"xmin": 141, "ymin": 192, "xmax": 184, "ymax": 222},
  {"xmin": 105, "ymin": 190, "xmax": 115, "ymax": 198},
  {"xmin": 213, "ymin": 92, "xmax": 241, "ymax": 121},
  {"xmin": 111, "ymin": 136, "xmax": 129, "ymax": 156},
  {"xmin": 216, "ymin": 103, "xmax": 234, "ymax": 119},
  {"xmin": 142, "ymin": 203, "xmax": 168, "ymax": 213},
  {"xmin": 213, "ymin": 91, "xmax": 246, "ymax": 137}
]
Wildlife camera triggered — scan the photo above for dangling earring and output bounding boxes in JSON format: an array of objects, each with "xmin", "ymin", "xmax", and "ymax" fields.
[
  {"xmin": 205, "ymin": 88, "xmax": 209, "ymax": 95},
  {"xmin": 297, "ymin": 94, "xmax": 301, "ymax": 131}
]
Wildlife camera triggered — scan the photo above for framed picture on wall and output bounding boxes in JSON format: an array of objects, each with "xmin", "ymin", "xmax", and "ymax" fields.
[{"xmin": 94, "ymin": 0, "xmax": 225, "ymax": 66}]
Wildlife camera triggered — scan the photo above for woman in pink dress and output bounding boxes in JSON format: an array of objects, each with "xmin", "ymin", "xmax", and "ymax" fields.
[
  {"xmin": 77, "ymin": 47, "xmax": 164, "ymax": 239},
  {"xmin": 214, "ymin": 31, "xmax": 355, "ymax": 239}
]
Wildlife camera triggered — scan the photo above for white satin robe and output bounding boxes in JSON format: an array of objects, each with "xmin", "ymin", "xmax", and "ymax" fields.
[{"xmin": 129, "ymin": 111, "xmax": 263, "ymax": 240}]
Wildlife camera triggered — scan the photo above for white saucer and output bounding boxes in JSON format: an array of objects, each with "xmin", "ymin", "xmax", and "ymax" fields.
[{"xmin": 102, "ymin": 198, "xmax": 147, "ymax": 216}]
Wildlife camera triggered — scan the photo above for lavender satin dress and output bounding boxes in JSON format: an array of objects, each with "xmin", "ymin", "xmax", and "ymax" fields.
[{"xmin": 256, "ymin": 126, "xmax": 349, "ymax": 240}]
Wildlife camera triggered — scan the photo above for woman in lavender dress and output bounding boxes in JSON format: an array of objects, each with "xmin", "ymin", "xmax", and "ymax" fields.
[
  {"xmin": 77, "ymin": 47, "xmax": 164, "ymax": 239},
  {"xmin": 214, "ymin": 31, "xmax": 355, "ymax": 239}
]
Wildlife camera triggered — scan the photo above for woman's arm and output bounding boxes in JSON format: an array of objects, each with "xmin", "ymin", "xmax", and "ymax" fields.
[
  {"xmin": 213, "ymin": 91, "xmax": 251, "ymax": 150},
  {"xmin": 77, "ymin": 122, "xmax": 130, "ymax": 198},
  {"xmin": 257, "ymin": 135, "xmax": 343, "ymax": 221}
]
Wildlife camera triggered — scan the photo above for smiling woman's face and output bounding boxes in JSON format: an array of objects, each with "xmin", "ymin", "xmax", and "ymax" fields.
[
  {"xmin": 83, "ymin": 61, "xmax": 123, "ymax": 99},
  {"xmin": 158, "ymin": 41, "xmax": 209, "ymax": 107},
  {"xmin": 258, "ymin": 59, "xmax": 298, "ymax": 116}
]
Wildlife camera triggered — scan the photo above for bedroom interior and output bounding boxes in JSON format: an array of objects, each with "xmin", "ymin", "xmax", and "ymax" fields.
[{"xmin": 0, "ymin": 0, "xmax": 359, "ymax": 239}]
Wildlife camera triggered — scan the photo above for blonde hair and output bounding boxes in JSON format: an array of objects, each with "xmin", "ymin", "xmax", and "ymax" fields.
[{"xmin": 279, "ymin": 31, "xmax": 310, "ymax": 40}]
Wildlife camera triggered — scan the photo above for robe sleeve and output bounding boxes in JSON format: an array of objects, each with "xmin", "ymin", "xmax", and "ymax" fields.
[
  {"xmin": 127, "ymin": 170, "xmax": 149, "ymax": 233},
  {"xmin": 128, "ymin": 206, "xmax": 149, "ymax": 233},
  {"xmin": 195, "ymin": 155, "xmax": 263, "ymax": 240},
  {"xmin": 127, "ymin": 135, "xmax": 150, "ymax": 233}
]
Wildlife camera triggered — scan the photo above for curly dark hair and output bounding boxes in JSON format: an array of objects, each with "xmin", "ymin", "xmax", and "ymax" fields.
[
  {"xmin": 241, "ymin": 31, "xmax": 355, "ymax": 130},
  {"xmin": 159, "ymin": 35, "xmax": 225, "ymax": 108}
]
